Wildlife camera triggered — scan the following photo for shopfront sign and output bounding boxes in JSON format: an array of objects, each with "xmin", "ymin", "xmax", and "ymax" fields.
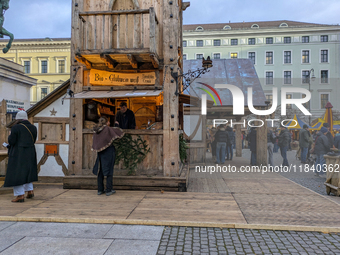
[{"xmin": 89, "ymin": 69, "xmax": 156, "ymax": 86}]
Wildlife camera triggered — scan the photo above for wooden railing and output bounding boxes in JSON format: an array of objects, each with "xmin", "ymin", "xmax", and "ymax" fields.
[{"xmin": 78, "ymin": 8, "xmax": 160, "ymax": 56}]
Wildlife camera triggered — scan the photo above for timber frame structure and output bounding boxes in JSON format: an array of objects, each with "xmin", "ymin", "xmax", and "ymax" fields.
[{"xmin": 67, "ymin": 0, "xmax": 189, "ymax": 190}]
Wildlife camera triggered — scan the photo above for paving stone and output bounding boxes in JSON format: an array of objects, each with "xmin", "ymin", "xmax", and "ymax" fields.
[{"xmin": 104, "ymin": 225, "xmax": 164, "ymax": 241}]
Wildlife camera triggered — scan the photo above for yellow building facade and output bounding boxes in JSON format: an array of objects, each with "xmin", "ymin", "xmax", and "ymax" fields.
[{"xmin": 0, "ymin": 38, "xmax": 71, "ymax": 105}]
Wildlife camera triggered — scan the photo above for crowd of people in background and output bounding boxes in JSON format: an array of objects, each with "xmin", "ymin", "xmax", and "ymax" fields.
[{"xmin": 206, "ymin": 122, "xmax": 338, "ymax": 176}]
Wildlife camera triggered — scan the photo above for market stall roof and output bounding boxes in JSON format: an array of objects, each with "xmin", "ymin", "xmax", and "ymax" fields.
[
  {"xmin": 179, "ymin": 93, "xmax": 214, "ymax": 107},
  {"xmin": 71, "ymin": 90, "xmax": 162, "ymax": 99},
  {"xmin": 183, "ymin": 59, "xmax": 267, "ymax": 107},
  {"xmin": 285, "ymin": 114, "xmax": 311, "ymax": 129},
  {"xmin": 311, "ymin": 118, "xmax": 340, "ymax": 130}
]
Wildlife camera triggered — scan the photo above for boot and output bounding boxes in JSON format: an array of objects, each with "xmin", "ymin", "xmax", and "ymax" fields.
[
  {"xmin": 26, "ymin": 190, "xmax": 34, "ymax": 199},
  {"xmin": 11, "ymin": 195, "xmax": 24, "ymax": 203}
]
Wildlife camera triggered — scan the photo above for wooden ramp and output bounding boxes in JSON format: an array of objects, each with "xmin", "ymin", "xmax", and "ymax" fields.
[{"xmin": 1, "ymin": 157, "xmax": 340, "ymax": 231}]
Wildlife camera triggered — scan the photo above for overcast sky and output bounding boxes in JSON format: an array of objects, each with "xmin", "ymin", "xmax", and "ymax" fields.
[{"xmin": 3, "ymin": 0, "xmax": 340, "ymax": 39}]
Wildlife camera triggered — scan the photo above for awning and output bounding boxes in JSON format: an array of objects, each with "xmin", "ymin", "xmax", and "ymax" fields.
[
  {"xmin": 71, "ymin": 90, "xmax": 162, "ymax": 99},
  {"xmin": 179, "ymin": 93, "xmax": 214, "ymax": 107}
]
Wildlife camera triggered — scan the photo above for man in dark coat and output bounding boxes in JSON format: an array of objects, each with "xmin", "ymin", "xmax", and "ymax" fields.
[
  {"xmin": 314, "ymin": 127, "xmax": 331, "ymax": 176},
  {"xmin": 299, "ymin": 124, "xmax": 311, "ymax": 163},
  {"xmin": 323, "ymin": 123, "xmax": 334, "ymax": 149},
  {"xmin": 115, "ymin": 102, "xmax": 136, "ymax": 129},
  {"xmin": 226, "ymin": 126, "xmax": 234, "ymax": 161},
  {"xmin": 214, "ymin": 125, "xmax": 229, "ymax": 164},
  {"xmin": 248, "ymin": 127, "xmax": 257, "ymax": 166},
  {"xmin": 4, "ymin": 111, "xmax": 38, "ymax": 203},
  {"xmin": 278, "ymin": 126, "xmax": 290, "ymax": 167}
]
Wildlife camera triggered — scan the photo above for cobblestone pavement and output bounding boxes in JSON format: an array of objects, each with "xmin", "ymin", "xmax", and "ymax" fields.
[{"xmin": 157, "ymin": 226, "xmax": 340, "ymax": 255}]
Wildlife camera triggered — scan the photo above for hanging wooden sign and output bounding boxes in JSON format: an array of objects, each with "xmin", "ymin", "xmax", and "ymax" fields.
[{"xmin": 89, "ymin": 69, "xmax": 156, "ymax": 86}]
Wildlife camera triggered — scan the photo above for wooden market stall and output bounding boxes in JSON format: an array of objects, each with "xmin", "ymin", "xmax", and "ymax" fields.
[{"xmin": 65, "ymin": 0, "xmax": 190, "ymax": 190}]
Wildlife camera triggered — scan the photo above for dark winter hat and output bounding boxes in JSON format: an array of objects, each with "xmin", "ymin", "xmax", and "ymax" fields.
[
  {"xmin": 323, "ymin": 123, "xmax": 330, "ymax": 128},
  {"xmin": 320, "ymin": 127, "xmax": 328, "ymax": 133},
  {"xmin": 303, "ymin": 124, "xmax": 308, "ymax": 129}
]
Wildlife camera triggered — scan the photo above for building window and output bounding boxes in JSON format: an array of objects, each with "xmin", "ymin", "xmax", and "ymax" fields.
[
  {"xmin": 58, "ymin": 60, "xmax": 65, "ymax": 74},
  {"xmin": 321, "ymin": 35, "xmax": 328, "ymax": 42},
  {"xmin": 321, "ymin": 70, "xmax": 328, "ymax": 83},
  {"xmin": 231, "ymin": 39, "xmax": 238, "ymax": 45},
  {"xmin": 213, "ymin": 39, "xmax": 221, "ymax": 46},
  {"xmin": 266, "ymin": 37, "xmax": 273, "ymax": 44},
  {"xmin": 183, "ymin": 54, "xmax": 187, "ymax": 60},
  {"xmin": 284, "ymin": 37, "xmax": 291, "ymax": 44},
  {"xmin": 248, "ymin": 52, "xmax": 255, "ymax": 65},
  {"xmin": 230, "ymin": 53, "xmax": 238, "ymax": 59},
  {"xmin": 302, "ymin": 36, "xmax": 309, "ymax": 43},
  {"xmin": 286, "ymin": 94, "xmax": 292, "ymax": 109},
  {"xmin": 24, "ymin": 61, "xmax": 30, "ymax": 74},
  {"xmin": 302, "ymin": 94, "xmax": 309, "ymax": 110},
  {"xmin": 41, "ymin": 88, "xmax": 48, "ymax": 99},
  {"xmin": 266, "ymin": 52, "xmax": 273, "ymax": 64},
  {"xmin": 196, "ymin": 26, "xmax": 204, "ymax": 31},
  {"xmin": 302, "ymin": 50, "xmax": 310, "ymax": 63},
  {"xmin": 265, "ymin": 94, "xmax": 273, "ymax": 103},
  {"xmin": 321, "ymin": 50, "xmax": 328, "ymax": 62},
  {"xmin": 266, "ymin": 71, "xmax": 273, "ymax": 85},
  {"xmin": 196, "ymin": 40, "xmax": 203, "ymax": 47},
  {"xmin": 284, "ymin": 71, "xmax": 291, "ymax": 84},
  {"xmin": 183, "ymin": 41, "xmax": 187, "ymax": 47},
  {"xmin": 284, "ymin": 51, "xmax": 291, "ymax": 64},
  {"xmin": 213, "ymin": 53, "xmax": 220, "ymax": 59},
  {"xmin": 41, "ymin": 60, "xmax": 48, "ymax": 73},
  {"xmin": 248, "ymin": 38, "xmax": 255, "ymax": 45},
  {"xmin": 196, "ymin": 54, "xmax": 203, "ymax": 59},
  {"xmin": 302, "ymin": 70, "xmax": 310, "ymax": 84},
  {"xmin": 320, "ymin": 94, "xmax": 329, "ymax": 109}
]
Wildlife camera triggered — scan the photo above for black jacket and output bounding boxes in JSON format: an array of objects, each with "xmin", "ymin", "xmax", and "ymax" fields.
[
  {"xmin": 4, "ymin": 120, "xmax": 38, "ymax": 187},
  {"xmin": 249, "ymin": 129, "xmax": 257, "ymax": 152},
  {"xmin": 326, "ymin": 131, "xmax": 334, "ymax": 148},
  {"xmin": 334, "ymin": 134, "xmax": 340, "ymax": 150},
  {"xmin": 278, "ymin": 129, "xmax": 290, "ymax": 147},
  {"xmin": 214, "ymin": 128, "xmax": 229, "ymax": 143},
  {"xmin": 115, "ymin": 109, "xmax": 136, "ymax": 129},
  {"xmin": 314, "ymin": 131, "xmax": 331, "ymax": 155}
]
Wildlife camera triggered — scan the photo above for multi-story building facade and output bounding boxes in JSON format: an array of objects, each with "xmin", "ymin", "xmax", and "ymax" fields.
[
  {"xmin": 0, "ymin": 38, "xmax": 71, "ymax": 105},
  {"xmin": 183, "ymin": 20, "xmax": 340, "ymax": 119}
]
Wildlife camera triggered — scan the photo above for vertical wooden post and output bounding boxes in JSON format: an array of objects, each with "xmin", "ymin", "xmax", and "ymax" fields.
[
  {"xmin": 235, "ymin": 120, "xmax": 242, "ymax": 157},
  {"xmin": 149, "ymin": 7, "xmax": 156, "ymax": 54},
  {"xmin": 256, "ymin": 116, "xmax": 267, "ymax": 166},
  {"xmin": 69, "ymin": 0, "xmax": 84, "ymax": 175},
  {"xmin": 162, "ymin": 0, "xmax": 180, "ymax": 177}
]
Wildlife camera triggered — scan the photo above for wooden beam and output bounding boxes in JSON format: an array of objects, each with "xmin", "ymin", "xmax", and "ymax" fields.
[
  {"xmin": 100, "ymin": 54, "xmax": 118, "ymax": 69},
  {"xmin": 80, "ymin": 9, "xmax": 149, "ymax": 17},
  {"xmin": 126, "ymin": 54, "xmax": 138, "ymax": 69},
  {"xmin": 182, "ymin": 2, "xmax": 190, "ymax": 11},
  {"xmin": 150, "ymin": 54, "xmax": 159, "ymax": 69},
  {"xmin": 75, "ymin": 54, "xmax": 92, "ymax": 69},
  {"xmin": 33, "ymin": 117, "xmax": 70, "ymax": 124}
]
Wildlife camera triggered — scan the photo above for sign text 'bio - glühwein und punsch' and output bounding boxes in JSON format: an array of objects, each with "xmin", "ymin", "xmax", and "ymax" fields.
[{"xmin": 89, "ymin": 69, "xmax": 156, "ymax": 86}]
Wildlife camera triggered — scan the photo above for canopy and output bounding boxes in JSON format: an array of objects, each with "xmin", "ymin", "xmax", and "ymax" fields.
[
  {"xmin": 285, "ymin": 115, "xmax": 311, "ymax": 129},
  {"xmin": 70, "ymin": 90, "xmax": 163, "ymax": 99},
  {"xmin": 310, "ymin": 118, "xmax": 340, "ymax": 130}
]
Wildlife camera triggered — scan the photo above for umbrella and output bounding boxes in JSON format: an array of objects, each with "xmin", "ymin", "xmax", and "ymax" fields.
[
  {"xmin": 285, "ymin": 114, "xmax": 311, "ymax": 129},
  {"xmin": 324, "ymin": 102, "xmax": 333, "ymax": 133}
]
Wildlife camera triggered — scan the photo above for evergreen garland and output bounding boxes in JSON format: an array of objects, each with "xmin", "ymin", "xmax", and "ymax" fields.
[
  {"xmin": 179, "ymin": 134, "xmax": 188, "ymax": 163},
  {"xmin": 113, "ymin": 134, "xmax": 150, "ymax": 175}
]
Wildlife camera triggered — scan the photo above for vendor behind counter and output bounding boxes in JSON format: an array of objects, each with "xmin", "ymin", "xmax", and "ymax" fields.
[{"xmin": 115, "ymin": 102, "xmax": 136, "ymax": 129}]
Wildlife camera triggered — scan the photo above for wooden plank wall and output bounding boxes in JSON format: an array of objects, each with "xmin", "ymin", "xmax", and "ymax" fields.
[{"xmin": 82, "ymin": 133, "xmax": 163, "ymax": 176}]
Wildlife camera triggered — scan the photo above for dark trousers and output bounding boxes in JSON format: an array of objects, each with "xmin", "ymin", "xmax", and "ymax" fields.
[
  {"xmin": 226, "ymin": 144, "xmax": 233, "ymax": 160},
  {"xmin": 251, "ymin": 151, "xmax": 257, "ymax": 166},
  {"xmin": 280, "ymin": 146, "xmax": 289, "ymax": 166},
  {"xmin": 97, "ymin": 169, "xmax": 113, "ymax": 193}
]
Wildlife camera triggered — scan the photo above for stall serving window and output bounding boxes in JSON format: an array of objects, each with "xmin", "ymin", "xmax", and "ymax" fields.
[{"xmin": 75, "ymin": 90, "xmax": 163, "ymax": 130}]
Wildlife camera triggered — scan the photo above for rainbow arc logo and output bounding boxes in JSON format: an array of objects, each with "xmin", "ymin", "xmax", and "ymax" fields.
[{"xmin": 197, "ymin": 82, "xmax": 222, "ymax": 106}]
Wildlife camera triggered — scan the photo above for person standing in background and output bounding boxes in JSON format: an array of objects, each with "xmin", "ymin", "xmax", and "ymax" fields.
[
  {"xmin": 226, "ymin": 126, "xmax": 235, "ymax": 161},
  {"xmin": 214, "ymin": 125, "xmax": 229, "ymax": 164},
  {"xmin": 4, "ymin": 111, "xmax": 38, "ymax": 203},
  {"xmin": 299, "ymin": 124, "xmax": 311, "ymax": 164},
  {"xmin": 115, "ymin": 102, "xmax": 136, "ymax": 129},
  {"xmin": 267, "ymin": 128, "xmax": 275, "ymax": 170},
  {"xmin": 278, "ymin": 126, "xmax": 290, "ymax": 167},
  {"xmin": 249, "ymin": 127, "xmax": 257, "ymax": 166}
]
